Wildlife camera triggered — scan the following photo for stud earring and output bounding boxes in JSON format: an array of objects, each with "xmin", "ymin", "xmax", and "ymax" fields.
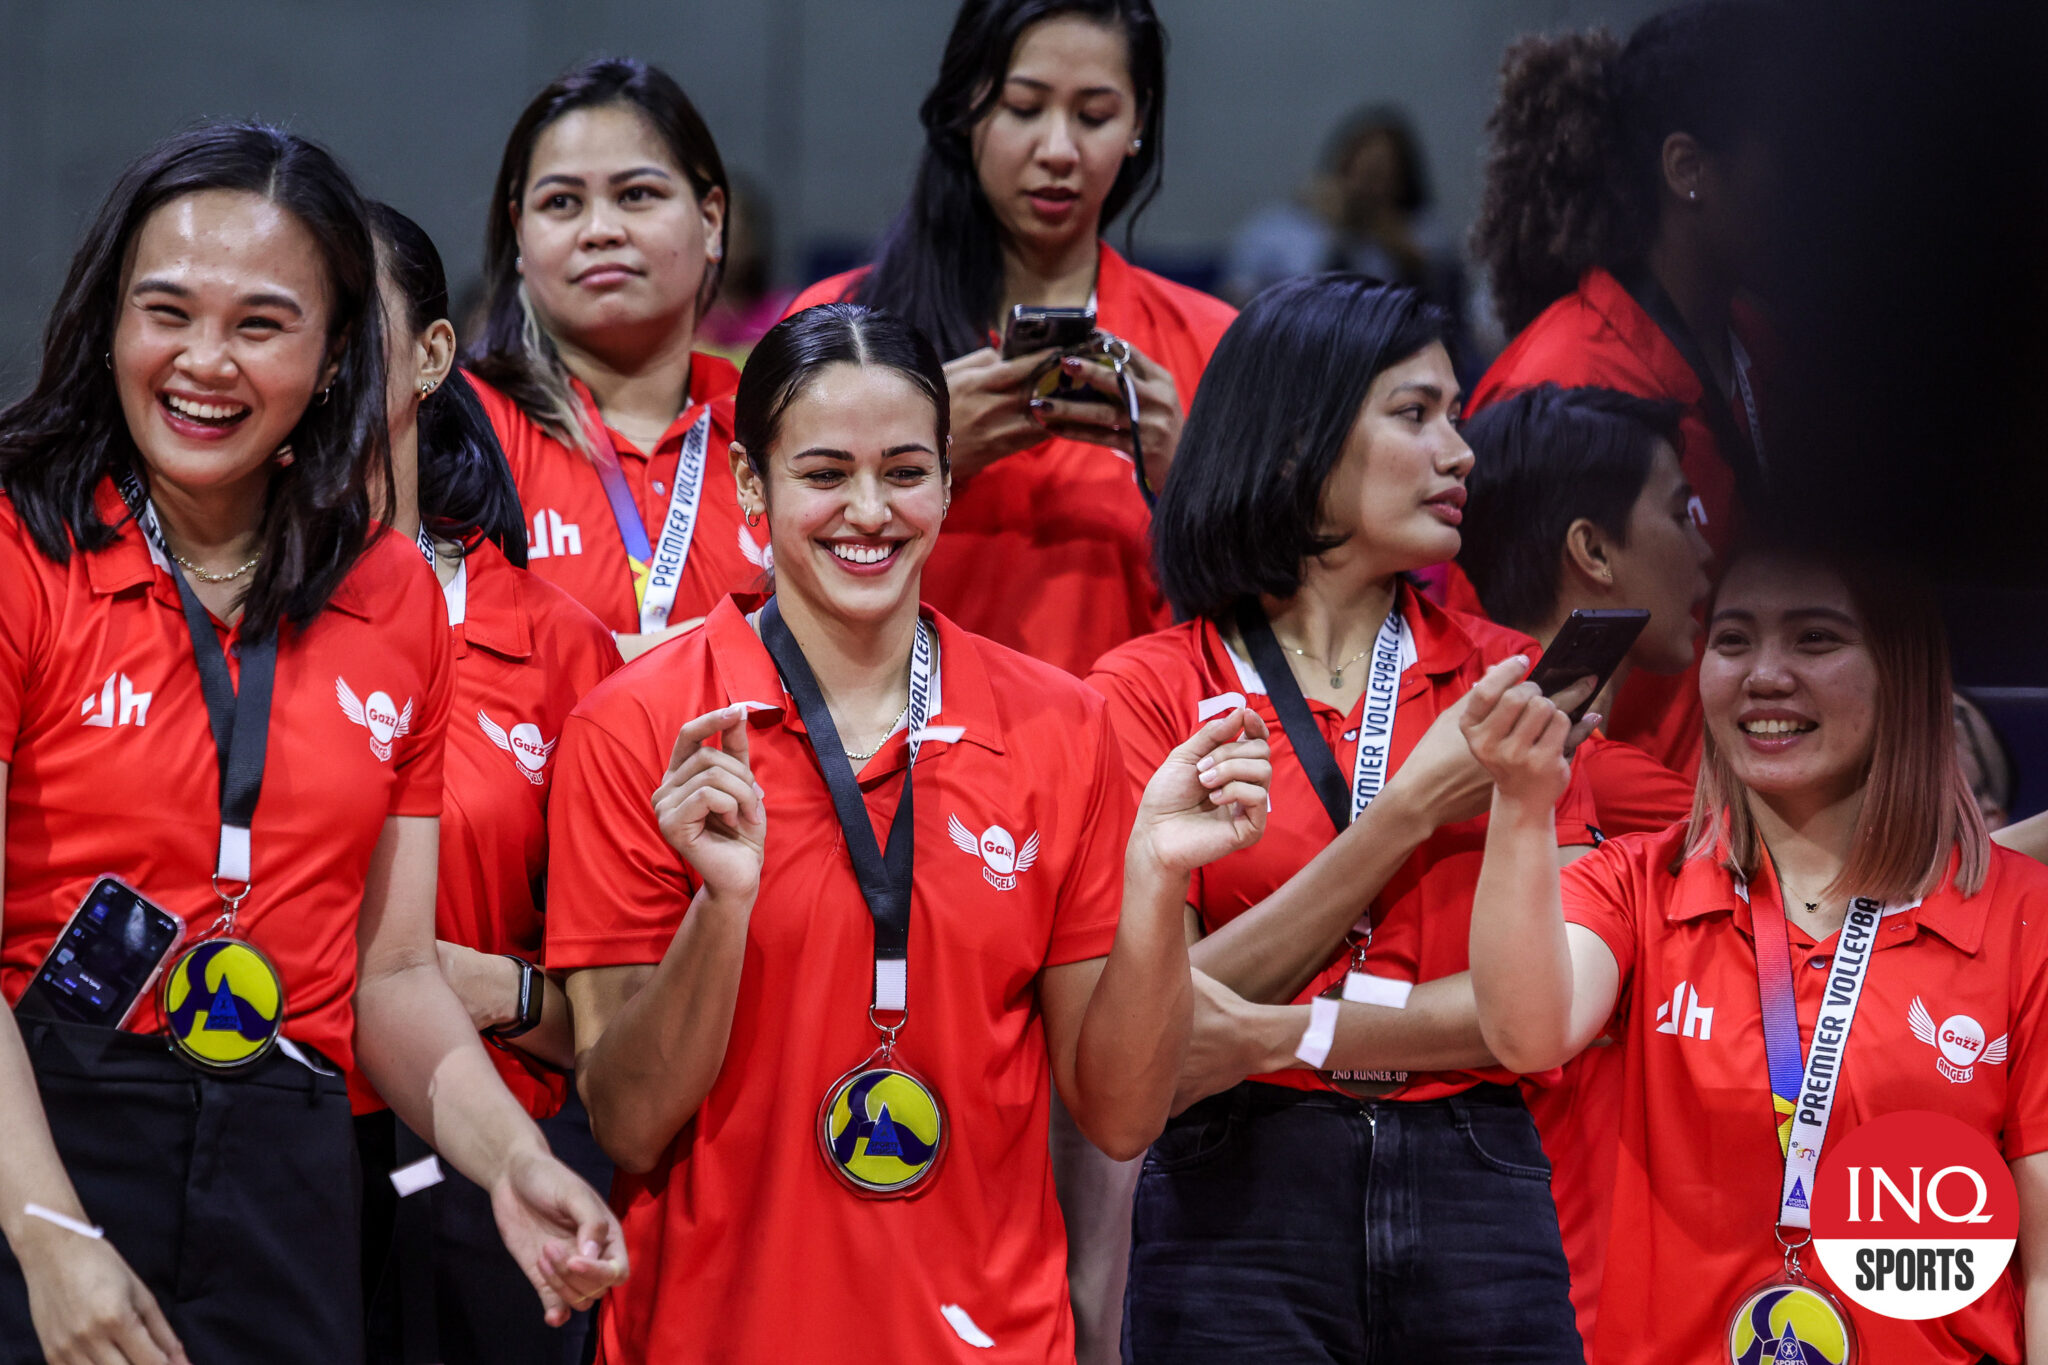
[
  {"xmin": 1688, "ymin": 189, "xmax": 1699, "ymax": 202},
  {"xmin": 1130, "ymin": 137, "xmax": 1143, "ymax": 152},
  {"xmin": 273, "ymin": 444, "xmax": 295, "ymax": 468},
  {"xmin": 419, "ymin": 381, "xmax": 436, "ymax": 398}
]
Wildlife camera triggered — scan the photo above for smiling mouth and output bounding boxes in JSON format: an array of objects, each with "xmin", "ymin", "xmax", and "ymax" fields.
[
  {"xmin": 1741, "ymin": 718, "xmax": 1817, "ymax": 736},
  {"xmin": 161, "ymin": 393, "xmax": 251, "ymax": 429},
  {"xmin": 825, "ymin": 540, "xmax": 904, "ymax": 568}
]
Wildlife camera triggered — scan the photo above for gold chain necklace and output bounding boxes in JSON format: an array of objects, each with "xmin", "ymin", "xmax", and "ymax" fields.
[
  {"xmin": 1279, "ymin": 636, "xmax": 1376, "ymax": 689},
  {"xmin": 844, "ymin": 698, "xmax": 912, "ymax": 763},
  {"xmin": 170, "ymin": 549, "xmax": 261, "ymax": 583}
]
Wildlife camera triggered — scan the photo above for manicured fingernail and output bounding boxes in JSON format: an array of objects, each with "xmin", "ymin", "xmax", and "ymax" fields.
[
  {"xmin": 1196, "ymin": 755, "xmax": 1215, "ymax": 772},
  {"xmin": 1028, "ymin": 397, "xmax": 1048, "ymax": 409},
  {"xmin": 583, "ymin": 1240, "xmax": 602, "ymax": 1258},
  {"xmin": 753, "ymin": 783, "xmax": 765, "ymax": 798}
]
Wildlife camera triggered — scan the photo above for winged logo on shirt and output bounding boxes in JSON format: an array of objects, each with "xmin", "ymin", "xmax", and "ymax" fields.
[
  {"xmin": 1909, "ymin": 996, "xmax": 2007, "ymax": 1084},
  {"xmin": 335, "ymin": 678, "xmax": 414, "ymax": 762},
  {"xmin": 949, "ymin": 814, "xmax": 1039, "ymax": 891},
  {"xmin": 478, "ymin": 710, "xmax": 557, "ymax": 785}
]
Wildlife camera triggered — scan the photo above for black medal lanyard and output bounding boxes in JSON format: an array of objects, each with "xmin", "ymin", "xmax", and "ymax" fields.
[
  {"xmin": 1621, "ymin": 270, "xmax": 1768, "ymax": 509},
  {"xmin": 759, "ymin": 597, "xmax": 933, "ymax": 1042},
  {"xmin": 120, "ymin": 473, "xmax": 277, "ymax": 933}
]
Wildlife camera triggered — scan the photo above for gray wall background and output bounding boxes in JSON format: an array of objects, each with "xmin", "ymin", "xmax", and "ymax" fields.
[{"xmin": 0, "ymin": 0, "xmax": 1669, "ymax": 392}]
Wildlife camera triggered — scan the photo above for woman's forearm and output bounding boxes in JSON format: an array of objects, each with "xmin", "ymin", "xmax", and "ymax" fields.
[
  {"xmin": 1468, "ymin": 792, "xmax": 1576, "ymax": 1073},
  {"xmin": 440, "ymin": 943, "xmax": 578, "ymax": 1072},
  {"xmin": 1189, "ymin": 789, "xmax": 1433, "ymax": 1004},
  {"xmin": 576, "ymin": 888, "xmax": 751, "ymax": 1173},
  {"xmin": 0, "ymin": 1004, "xmax": 94, "ymax": 1252},
  {"xmin": 1067, "ymin": 849, "xmax": 1196, "ymax": 1160},
  {"xmin": 1210, "ymin": 974, "xmax": 1496, "ymax": 1081}
]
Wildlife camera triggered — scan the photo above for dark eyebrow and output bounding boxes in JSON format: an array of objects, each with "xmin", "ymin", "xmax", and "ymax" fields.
[
  {"xmin": 1707, "ymin": 605, "xmax": 1859, "ymax": 629},
  {"xmin": 130, "ymin": 277, "xmax": 301, "ymax": 317},
  {"xmin": 883, "ymin": 443, "xmax": 936, "ymax": 458},
  {"xmin": 789, "ymin": 447, "xmax": 852, "ymax": 462},
  {"xmin": 1388, "ymin": 382, "xmax": 1460, "ymax": 405},
  {"xmin": 1004, "ymin": 75, "xmax": 1124, "ymax": 99},
  {"xmin": 529, "ymin": 173, "xmax": 586, "ymax": 193}
]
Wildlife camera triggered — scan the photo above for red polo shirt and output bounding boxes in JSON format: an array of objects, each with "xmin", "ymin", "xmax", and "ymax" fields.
[
  {"xmin": 0, "ymin": 482, "xmax": 451, "ymax": 1073},
  {"xmin": 1087, "ymin": 586, "xmax": 1598, "ymax": 1101},
  {"xmin": 786, "ymin": 244, "xmax": 1236, "ymax": 676},
  {"xmin": 1562, "ymin": 826, "xmax": 2048, "ymax": 1364},
  {"xmin": 1464, "ymin": 267, "xmax": 1771, "ymax": 778},
  {"xmin": 546, "ymin": 595, "xmax": 1132, "ymax": 1364},
  {"xmin": 470, "ymin": 354, "xmax": 767, "ymax": 635},
  {"xmin": 1525, "ymin": 731, "xmax": 1695, "ymax": 1347}
]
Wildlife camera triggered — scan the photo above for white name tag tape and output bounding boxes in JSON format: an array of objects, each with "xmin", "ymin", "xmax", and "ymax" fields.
[
  {"xmin": 24, "ymin": 1204, "xmax": 103, "ymax": 1240},
  {"xmin": 1342, "ymin": 973, "xmax": 1413, "ymax": 1009},
  {"xmin": 1197, "ymin": 692, "xmax": 1246, "ymax": 723},
  {"xmin": 1294, "ymin": 996, "xmax": 1342, "ymax": 1069},
  {"xmin": 940, "ymin": 1304, "xmax": 995, "ymax": 1348},
  {"xmin": 389, "ymin": 1155, "xmax": 445, "ymax": 1197}
]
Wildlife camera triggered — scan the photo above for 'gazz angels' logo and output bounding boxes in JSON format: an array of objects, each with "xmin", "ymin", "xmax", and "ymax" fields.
[
  {"xmin": 1909, "ymin": 997, "xmax": 2008, "ymax": 1084},
  {"xmin": 948, "ymin": 814, "xmax": 1038, "ymax": 891},
  {"xmin": 477, "ymin": 710, "xmax": 557, "ymax": 785},
  {"xmin": 335, "ymin": 677, "xmax": 414, "ymax": 762}
]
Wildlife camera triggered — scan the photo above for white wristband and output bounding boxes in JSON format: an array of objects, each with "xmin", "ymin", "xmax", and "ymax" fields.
[
  {"xmin": 1293, "ymin": 996, "xmax": 1342, "ymax": 1069},
  {"xmin": 23, "ymin": 1204, "xmax": 103, "ymax": 1240}
]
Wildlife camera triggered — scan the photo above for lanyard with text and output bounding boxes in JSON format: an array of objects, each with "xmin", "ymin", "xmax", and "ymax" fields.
[
  {"xmin": 1234, "ymin": 599, "xmax": 1414, "ymax": 1008},
  {"xmin": 759, "ymin": 596, "xmax": 948, "ymax": 1196},
  {"xmin": 117, "ymin": 470, "xmax": 288, "ymax": 1071},
  {"xmin": 585, "ymin": 405, "xmax": 713, "ymax": 634}
]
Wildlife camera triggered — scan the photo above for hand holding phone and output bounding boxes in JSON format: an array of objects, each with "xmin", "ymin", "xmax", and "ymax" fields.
[{"xmin": 1525, "ymin": 609, "xmax": 1650, "ymax": 723}]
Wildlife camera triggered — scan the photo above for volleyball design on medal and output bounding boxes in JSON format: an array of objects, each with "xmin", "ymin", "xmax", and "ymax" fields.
[
  {"xmin": 817, "ymin": 1063, "xmax": 947, "ymax": 1196},
  {"xmin": 160, "ymin": 938, "xmax": 285, "ymax": 1070},
  {"xmin": 1725, "ymin": 1282, "xmax": 1854, "ymax": 1365}
]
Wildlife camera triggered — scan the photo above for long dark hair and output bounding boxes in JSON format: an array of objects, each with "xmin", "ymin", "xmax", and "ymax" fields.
[
  {"xmin": 1152, "ymin": 275, "xmax": 1446, "ymax": 621},
  {"xmin": 467, "ymin": 57, "xmax": 730, "ymax": 452},
  {"xmin": 735, "ymin": 304, "xmax": 950, "ymax": 480},
  {"xmin": 852, "ymin": 0, "xmax": 1167, "ymax": 360},
  {"xmin": 1470, "ymin": 0, "xmax": 1770, "ymax": 336},
  {"xmin": 0, "ymin": 122, "xmax": 386, "ymax": 641},
  {"xmin": 369, "ymin": 202, "xmax": 527, "ymax": 567}
]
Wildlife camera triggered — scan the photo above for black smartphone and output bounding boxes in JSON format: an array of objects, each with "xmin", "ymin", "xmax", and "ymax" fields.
[
  {"xmin": 16, "ymin": 877, "xmax": 186, "ymax": 1028},
  {"xmin": 1525, "ymin": 609, "xmax": 1651, "ymax": 722},
  {"xmin": 1001, "ymin": 305, "xmax": 1098, "ymax": 359}
]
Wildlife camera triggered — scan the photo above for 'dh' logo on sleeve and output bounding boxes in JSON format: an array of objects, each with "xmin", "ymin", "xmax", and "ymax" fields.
[{"xmin": 1810, "ymin": 1109, "xmax": 2017, "ymax": 1323}]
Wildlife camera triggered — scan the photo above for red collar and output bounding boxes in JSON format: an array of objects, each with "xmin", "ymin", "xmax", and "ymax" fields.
[
  {"xmin": 1665, "ymin": 840, "xmax": 1987, "ymax": 957},
  {"xmin": 567, "ymin": 352, "xmax": 742, "ymax": 458},
  {"xmin": 83, "ymin": 476, "xmax": 373, "ymax": 620},
  {"xmin": 1195, "ymin": 581, "xmax": 1483, "ymax": 704},
  {"xmin": 1574, "ymin": 266, "xmax": 1709, "ymax": 410},
  {"xmin": 702, "ymin": 594, "xmax": 1006, "ymax": 766},
  {"xmin": 454, "ymin": 537, "xmax": 533, "ymax": 659}
]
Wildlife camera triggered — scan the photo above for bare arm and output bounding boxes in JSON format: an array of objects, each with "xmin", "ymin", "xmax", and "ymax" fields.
[
  {"xmin": 0, "ymin": 761, "xmax": 190, "ymax": 1365},
  {"xmin": 1462, "ymin": 663, "xmax": 1622, "ymax": 1074},
  {"xmin": 1995, "ymin": 810, "xmax": 2048, "ymax": 865},
  {"xmin": 2017, "ymin": 1151, "xmax": 2048, "ymax": 1364},
  {"xmin": 437, "ymin": 941, "xmax": 578, "ymax": 1072},
  {"xmin": 569, "ymin": 704, "xmax": 763, "ymax": 1174},
  {"xmin": 1046, "ymin": 711, "xmax": 1272, "ymax": 1160},
  {"xmin": 355, "ymin": 815, "xmax": 625, "ymax": 1325}
]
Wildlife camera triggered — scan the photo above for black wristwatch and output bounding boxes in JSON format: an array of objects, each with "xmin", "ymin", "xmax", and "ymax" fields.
[{"xmin": 484, "ymin": 956, "xmax": 543, "ymax": 1043}]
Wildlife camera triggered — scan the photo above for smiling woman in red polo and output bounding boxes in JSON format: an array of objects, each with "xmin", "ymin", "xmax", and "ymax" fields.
[
  {"xmin": 545, "ymin": 303, "xmax": 1271, "ymax": 1363},
  {"xmin": 1465, "ymin": 543, "xmax": 2048, "ymax": 1364}
]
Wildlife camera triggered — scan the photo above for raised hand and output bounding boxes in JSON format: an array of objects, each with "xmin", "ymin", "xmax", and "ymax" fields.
[
  {"xmin": 1457, "ymin": 657, "xmax": 1587, "ymax": 808},
  {"xmin": 1027, "ymin": 337, "xmax": 1184, "ymax": 492},
  {"xmin": 651, "ymin": 704, "xmax": 766, "ymax": 907},
  {"xmin": 1132, "ymin": 708, "xmax": 1273, "ymax": 876},
  {"xmin": 943, "ymin": 346, "xmax": 1061, "ymax": 482}
]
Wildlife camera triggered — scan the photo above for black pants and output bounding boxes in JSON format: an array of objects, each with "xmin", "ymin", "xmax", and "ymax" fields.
[
  {"xmin": 0, "ymin": 1017, "xmax": 360, "ymax": 1365},
  {"xmin": 1123, "ymin": 1081, "xmax": 1582, "ymax": 1364},
  {"xmin": 361, "ymin": 1090, "xmax": 613, "ymax": 1365}
]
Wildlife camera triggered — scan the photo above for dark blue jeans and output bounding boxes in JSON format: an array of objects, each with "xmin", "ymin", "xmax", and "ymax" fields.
[{"xmin": 1123, "ymin": 1082, "xmax": 1582, "ymax": 1364}]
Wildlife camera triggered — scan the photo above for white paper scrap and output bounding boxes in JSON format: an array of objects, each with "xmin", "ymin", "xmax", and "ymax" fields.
[
  {"xmin": 940, "ymin": 1304, "xmax": 995, "ymax": 1349},
  {"xmin": 389, "ymin": 1155, "xmax": 445, "ymax": 1197},
  {"xmin": 1294, "ymin": 995, "xmax": 1342, "ymax": 1069}
]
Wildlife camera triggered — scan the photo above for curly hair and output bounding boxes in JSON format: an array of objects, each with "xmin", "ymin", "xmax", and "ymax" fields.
[{"xmin": 1471, "ymin": 1, "xmax": 1772, "ymax": 338}]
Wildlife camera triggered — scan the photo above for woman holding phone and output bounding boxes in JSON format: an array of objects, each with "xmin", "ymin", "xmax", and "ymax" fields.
[
  {"xmin": 1463, "ymin": 542, "xmax": 2048, "ymax": 1363},
  {"xmin": 1091, "ymin": 274, "xmax": 1595, "ymax": 1362},
  {"xmin": 786, "ymin": 0, "xmax": 1234, "ymax": 677},
  {"xmin": 545, "ymin": 302, "xmax": 1270, "ymax": 1362},
  {"xmin": 468, "ymin": 57, "xmax": 766, "ymax": 659},
  {"xmin": 0, "ymin": 125, "xmax": 622, "ymax": 1365}
]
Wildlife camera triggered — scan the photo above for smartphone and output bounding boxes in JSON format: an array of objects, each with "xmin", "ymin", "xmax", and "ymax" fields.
[
  {"xmin": 1000, "ymin": 305, "xmax": 1097, "ymax": 360},
  {"xmin": 1525, "ymin": 609, "xmax": 1650, "ymax": 723},
  {"xmin": 15, "ymin": 877, "xmax": 186, "ymax": 1029}
]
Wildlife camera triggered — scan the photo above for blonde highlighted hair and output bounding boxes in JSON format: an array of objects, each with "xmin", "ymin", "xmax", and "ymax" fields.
[{"xmin": 1680, "ymin": 545, "xmax": 1989, "ymax": 901}]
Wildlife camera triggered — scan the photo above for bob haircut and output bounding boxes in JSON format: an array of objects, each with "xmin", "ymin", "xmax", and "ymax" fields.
[
  {"xmin": 734, "ymin": 304, "xmax": 951, "ymax": 481},
  {"xmin": 1683, "ymin": 540, "xmax": 1990, "ymax": 902},
  {"xmin": 0, "ymin": 122, "xmax": 386, "ymax": 642},
  {"xmin": 853, "ymin": 0, "xmax": 1168, "ymax": 359},
  {"xmin": 1457, "ymin": 383, "xmax": 1684, "ymax": 632},
  {"xmin": 368, "ymin": 202, "xmax": 527, "ymax": 567},
  {"xmin": 468, "ymin": 57, "xmax": 729, "ymax": 453},
  {"xmin": 1151, "ymin": 274, "xmax": 1447, "ymax": 622}
]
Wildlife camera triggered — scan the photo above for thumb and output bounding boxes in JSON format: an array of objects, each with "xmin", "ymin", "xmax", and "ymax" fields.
[{"xmin": 721, "ymin": 704, "xmax": 752, "ymax": 768}]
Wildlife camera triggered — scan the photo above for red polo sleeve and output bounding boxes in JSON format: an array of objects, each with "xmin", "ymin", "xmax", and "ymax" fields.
[
  {"xmin": 386, "ymin": 567, "xmax": 455, "ymax": 818},
  {"xmin": 1997, "ymin": 855, "xmax": 2048, "ymax": 1161},
  {"xmin": 1560, "ymin": 835, "xmax": 1646, "ymax": 990},
  {"xmin": 0, "ymin": 506, "xmax": 54, "ymax": 753},
  {"xmin": 546, "ymin": 705, "xmax": 699, "ymax": 970},
  {"xmin": 1045, "ymin": 702, "xmax": 1135, "ymax": 967}
]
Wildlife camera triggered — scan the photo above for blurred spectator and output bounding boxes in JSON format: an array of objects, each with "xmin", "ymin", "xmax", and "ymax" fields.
[
  {"xmin": 1956, "ymin": 692, "xmax": 2017, "ymax": 832},
  {"xmin": 698, "ymin": 172, "xmax": 796, "ymax": 364},
  {"xmin": 1222, "ymin": 105, "xmax": 1483, "ymax": 370}
]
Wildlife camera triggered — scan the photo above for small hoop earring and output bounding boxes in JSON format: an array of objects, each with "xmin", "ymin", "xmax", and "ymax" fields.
[
  {"xmin": 103, "ymin": 352, "xmax": 112, "ymax": 371},
  {"xmin": 745, "ymin": 510, "xmax": 762, "ymax": 528}
]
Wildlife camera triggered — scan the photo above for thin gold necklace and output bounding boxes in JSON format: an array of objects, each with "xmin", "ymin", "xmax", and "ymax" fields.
[
  {"xmin": 171, "ymin": 548, "xmax": 260, "ymax": 583},
  {"xmin": 844, "ymin": 698, "xmax": 911, "ymax": 764},
  {"xmin": 1278, "ymin": 636, "xmax": 1376, "ymax": 689}
]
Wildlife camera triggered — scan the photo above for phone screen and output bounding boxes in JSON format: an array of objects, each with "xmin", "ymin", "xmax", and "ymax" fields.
[{"xmin": 17, "ymin": 879, "xmax": 185, "ymax": 1028}]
